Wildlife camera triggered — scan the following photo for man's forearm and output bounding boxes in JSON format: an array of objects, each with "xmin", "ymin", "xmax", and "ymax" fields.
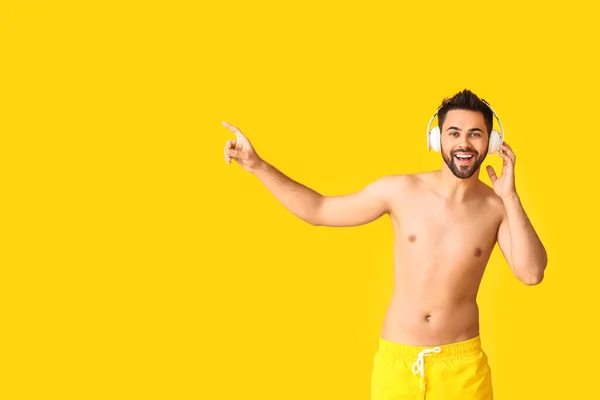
[
  {"xmin": 503, "ymin": 194, "xmax": 547, "ymax": 281},
  {"xmin": 253, "ymin": 160, "xmax": 323, "ymax": 224}
]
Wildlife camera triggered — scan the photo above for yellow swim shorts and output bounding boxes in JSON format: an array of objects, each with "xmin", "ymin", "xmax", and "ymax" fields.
[{"xmin": 371, "ymin": 335, "xmax": 493, "ymax": 399}]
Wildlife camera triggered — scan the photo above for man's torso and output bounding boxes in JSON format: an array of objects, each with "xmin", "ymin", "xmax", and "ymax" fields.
[{"xmin": 380, "ymin": 172, "xmax": 504, "ymax": 346}]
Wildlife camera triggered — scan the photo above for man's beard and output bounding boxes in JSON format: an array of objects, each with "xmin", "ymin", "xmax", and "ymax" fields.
[{"xmin": 442, "ymin": 146, "xmax": 486, "ymax": 179}]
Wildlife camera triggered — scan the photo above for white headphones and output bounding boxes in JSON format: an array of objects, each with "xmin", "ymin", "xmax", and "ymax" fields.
[{"xmin": 427, "ymin": 99, "xmax": 504, "ymax": 153}]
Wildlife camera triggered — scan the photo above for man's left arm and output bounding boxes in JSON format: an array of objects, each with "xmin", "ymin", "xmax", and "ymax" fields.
[{"xmin": 487, "ymin": 142, "xmax": 548, "ymax": 286}]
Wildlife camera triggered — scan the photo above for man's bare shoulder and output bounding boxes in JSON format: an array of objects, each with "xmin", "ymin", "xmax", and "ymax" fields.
[
  {"xmin": 373, "ymin": 172, "xmax": 427, "ymax": 193},
  {"xmin": 367, "ymin": 173, "xmax": 432, "ymax": 213}
]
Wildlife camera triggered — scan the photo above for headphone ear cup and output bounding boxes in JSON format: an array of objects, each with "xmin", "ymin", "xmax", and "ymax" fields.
[
  {"xmin": 488, "ymin": 129, "xmax": 502, "ymax": 153},
  {"xmin": 429, "ymin": 126, "xmax": 441, "ymax": 152}
]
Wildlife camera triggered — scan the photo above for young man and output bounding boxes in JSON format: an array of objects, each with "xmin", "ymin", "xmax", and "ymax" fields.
[{"xmin": 221, "ymin": 89, "xmax": 547, "ymax": 399}]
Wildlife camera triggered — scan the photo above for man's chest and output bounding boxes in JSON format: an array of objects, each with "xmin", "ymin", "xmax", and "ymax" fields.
[{"xmin": 391, "ymin": 195, "xmax": 501, "ymax": 249}]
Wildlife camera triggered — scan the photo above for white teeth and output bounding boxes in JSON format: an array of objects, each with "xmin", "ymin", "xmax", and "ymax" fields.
[{"xmin": 456, "ymin": 155, "xmax": 472, "ymax": 159}]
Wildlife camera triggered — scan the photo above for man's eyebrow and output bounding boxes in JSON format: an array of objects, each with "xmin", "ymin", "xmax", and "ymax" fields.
[{"xmin": 446, "ymin": 126, "xmax": 484, "ymax": 133}]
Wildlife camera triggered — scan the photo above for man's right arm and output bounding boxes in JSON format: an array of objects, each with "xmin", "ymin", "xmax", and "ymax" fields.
[
  {"xmin": 222, "ymin": 121, "xmax": 396, "ymax": 227},
  {"xmin": 253, "ymin": 161, "xmax": 394, "ymax": 227}
]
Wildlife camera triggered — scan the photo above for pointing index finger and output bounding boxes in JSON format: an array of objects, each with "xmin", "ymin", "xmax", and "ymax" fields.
[{"xmin": 222, "ymin": 121, "xmax": 245, "ymax": 139}]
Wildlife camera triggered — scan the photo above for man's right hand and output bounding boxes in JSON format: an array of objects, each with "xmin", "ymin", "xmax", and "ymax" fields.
[{"xmin": 222, "ymin": 121, "xmax": 263, "ymax": 173}]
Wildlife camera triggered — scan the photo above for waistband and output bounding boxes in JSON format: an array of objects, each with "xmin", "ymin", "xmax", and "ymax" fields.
[{"xmin": 377, "ymin": 335, "xmax": 482, "ymax": 360}]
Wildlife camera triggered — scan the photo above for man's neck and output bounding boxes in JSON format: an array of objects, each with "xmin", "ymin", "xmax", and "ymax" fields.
[{"xmin": 436, "ymin": 166, "xmax": 481, "ymax": 201}]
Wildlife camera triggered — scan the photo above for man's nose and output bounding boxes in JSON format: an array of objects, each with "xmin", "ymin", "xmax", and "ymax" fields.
[{"xmin": 458, "ymin": 134, "xmax": 471, "ymax": 148}]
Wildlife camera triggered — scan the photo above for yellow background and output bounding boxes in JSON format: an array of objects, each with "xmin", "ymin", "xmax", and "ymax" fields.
[{"xmin": 1, "ymin": 1, "xmax": 597, "ymax": 399}]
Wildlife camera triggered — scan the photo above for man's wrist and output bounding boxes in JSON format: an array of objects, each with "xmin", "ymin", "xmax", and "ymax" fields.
[
  {"xmin": 251, "ymin": 158, "xmax": 268, "ymax": 175},
  {"xmin": 501, "ymin": 192, "xmax": 521, "ymax": 205}
]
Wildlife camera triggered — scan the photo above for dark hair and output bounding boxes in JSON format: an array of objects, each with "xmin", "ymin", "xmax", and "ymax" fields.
[{"xmin": 437, "ymin": 89, "xmax": 494, "ymax": 135}]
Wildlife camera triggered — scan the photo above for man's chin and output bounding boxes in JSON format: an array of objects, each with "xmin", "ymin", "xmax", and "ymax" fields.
[
  {"xmin": 451, "ymin": 163, "xmax": 478, "ymax": 179},
  {"xmin": 442, "ymin": 153, "xmax": 481, "ymax": 179}
]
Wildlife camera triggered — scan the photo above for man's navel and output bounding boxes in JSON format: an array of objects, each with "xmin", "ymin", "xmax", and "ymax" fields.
[{"xmin": 408, "ymin": 234, "xmax": 417, "ymax": 243}]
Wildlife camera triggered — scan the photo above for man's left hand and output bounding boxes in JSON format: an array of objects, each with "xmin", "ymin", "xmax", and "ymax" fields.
[{"xmin": 486, "ymin": 142, "xmax": 518, "ymax": 200}]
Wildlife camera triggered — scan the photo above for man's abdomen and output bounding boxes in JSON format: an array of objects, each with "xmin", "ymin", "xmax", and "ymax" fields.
[{"xmin": 380, "ymin": 290, "xmax": 481, "ymax": 346}]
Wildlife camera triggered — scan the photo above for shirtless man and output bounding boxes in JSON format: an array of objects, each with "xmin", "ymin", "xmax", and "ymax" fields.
[{"xmin": 221, "ymin": 89, "xmax": 547, "ymax": 399}]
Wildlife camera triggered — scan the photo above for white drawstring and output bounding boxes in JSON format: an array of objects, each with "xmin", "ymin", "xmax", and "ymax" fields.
[{"xmin": 412, "ymin": 347, "xmax": 441, "ymax": 392}]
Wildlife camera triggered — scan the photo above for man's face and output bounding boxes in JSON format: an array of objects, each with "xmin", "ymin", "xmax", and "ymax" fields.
[{"xmin": 440, "ymin": 109, "xmax": 489, "ymax": 179}]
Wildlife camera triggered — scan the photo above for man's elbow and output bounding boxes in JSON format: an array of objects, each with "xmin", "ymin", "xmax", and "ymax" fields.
[
  {"xmin": 522, "ymin": 272, "xmax": 544, "ymax": 286},
  {"xmin": 307, "ymin": 207, "xmax": 326, "ymax": 226},
  {"xmin": 307, "ymin": 217, "xmax": 322, "ymax": 226},
  {"xmin": 519, "ymin": 264, "xmax": 546, "ymax": 286},
  {"xmin": 297, "ymin": 198, "xmax": 323, "ymax": 226}
]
